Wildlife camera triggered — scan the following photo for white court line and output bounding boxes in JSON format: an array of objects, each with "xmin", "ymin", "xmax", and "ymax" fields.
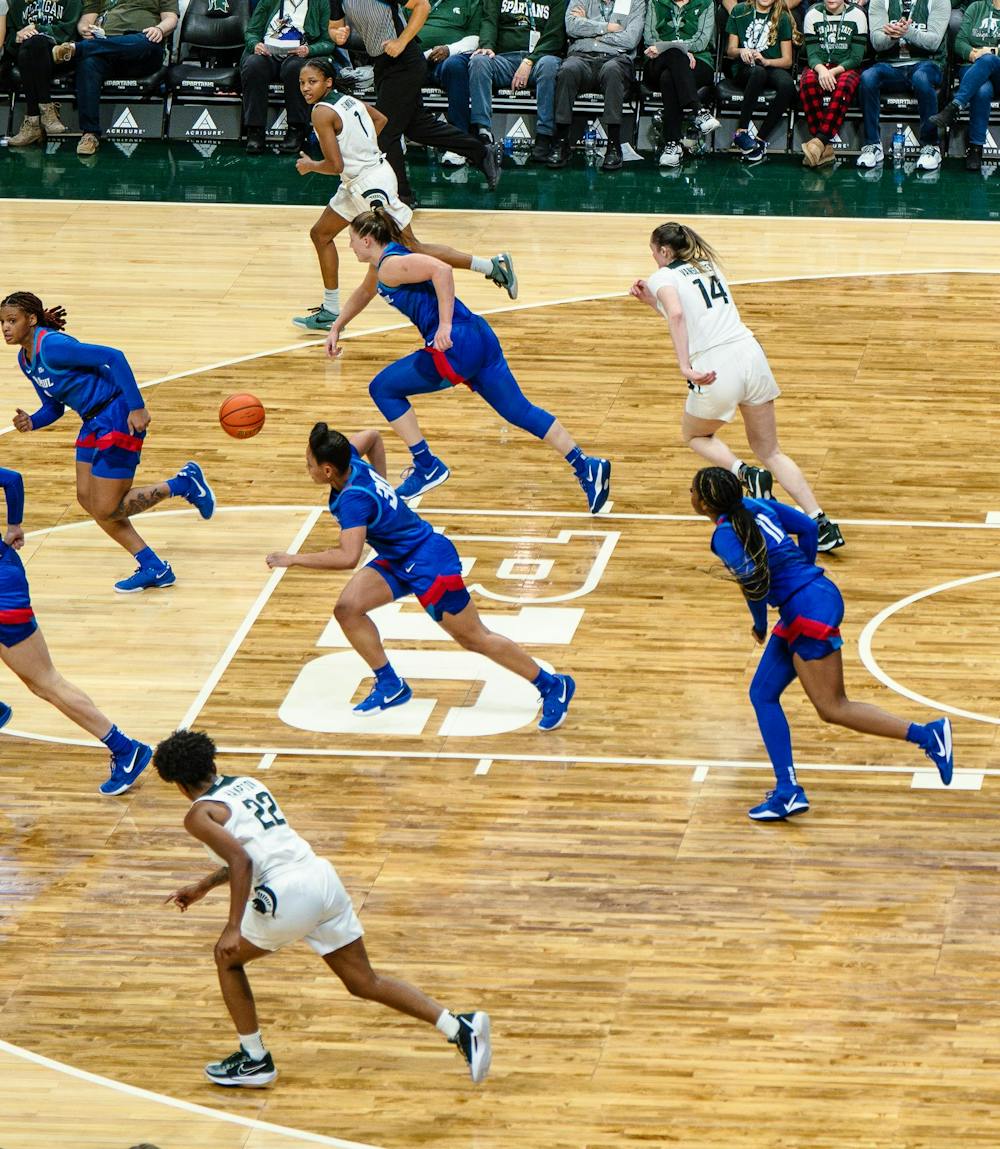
[
  {"xmin": 474, "ymin": 758, "xmax": 493, "ymax": 776},
  {"xmin": 0, "ymin": 1038, "xmax": 383, "ymax": 1149},
  {"xmin": 258, "ymin": 752, "xmax": 277, "ymax": 771},
  {"xmin": 691, "ymin": 765, "xmax": 710, "ymax": 783}
]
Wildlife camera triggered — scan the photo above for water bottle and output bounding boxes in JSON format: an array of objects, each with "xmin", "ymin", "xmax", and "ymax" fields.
[
  {"xmin": 583, "ymin": 120, "xmax": 597, "ymax": 159},
  {"xmin": 892, "ymin": 123, "xmax": 905, "ymax": 168},
  {"xmin": 502, "ymin": 134, "xmax": 514, "ymax": 158}
]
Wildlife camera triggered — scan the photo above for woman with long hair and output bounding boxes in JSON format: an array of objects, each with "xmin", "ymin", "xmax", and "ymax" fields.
[{"xmin": 724, "ymin": 0, "xmax": 798, "ymax": 164}]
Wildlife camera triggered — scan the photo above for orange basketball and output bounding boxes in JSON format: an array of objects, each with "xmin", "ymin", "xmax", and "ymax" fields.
[{"xmin": 219, "ymin": 393, "xmax": 265, "ymax": 439}]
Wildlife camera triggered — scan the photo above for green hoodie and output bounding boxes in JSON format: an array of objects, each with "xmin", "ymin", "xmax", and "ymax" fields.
[
  {"xmin": 244, "ymin": 0, "xmax": 336, "ymax": 60},
  {"xmin": 478, "ymin": 0, "xmax": 566, "ymax": 62},
  {"xmin": 644, "ymin": 0, "xmax": 716, "ymax": 67},
  {"xmin": 955, "ymin": 0, "xmax": 1000, "ymax": 60},
  {"xmin": 4, "ymin": 0, "xmax": 81, "ymax": 56}
]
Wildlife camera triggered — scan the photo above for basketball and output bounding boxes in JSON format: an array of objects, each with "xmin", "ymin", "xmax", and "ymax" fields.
[{"xmin": 219, "ymin": 393, "xmax": 265, "ymax": 439}]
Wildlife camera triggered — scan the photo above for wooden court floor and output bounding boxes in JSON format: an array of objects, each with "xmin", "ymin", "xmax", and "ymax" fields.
[{"xmin": 1, "ymin": 205, "xmax": 999, "ymax": 1149}]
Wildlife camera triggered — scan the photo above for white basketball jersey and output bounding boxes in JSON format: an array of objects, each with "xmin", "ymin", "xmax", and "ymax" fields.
[
  {"xmin": 646, "ymin": 260, "xmax": 752, "ymax": 358},
  {"xmin": 324, "ymin": 93, "xmax": 384, "ymax": 184},
  {"xmin": 194, "ymin": 776, "xmax": 314, "ymax": 881}
]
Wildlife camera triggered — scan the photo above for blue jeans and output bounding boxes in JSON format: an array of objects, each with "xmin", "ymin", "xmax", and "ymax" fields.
[
  {"xmin": 953, "ymin": 55, "xmax": 1000, "ymax": 146},
  {"xmin": 469, "ymin": 51, "xmax": 558, "ymax": 137},
  {"xmin": 427, "ymin": 52, "xmax": 473, "ymax": 134},
  {"xmin": 858, "ymin": 59, "xmax": 942, "ymax": 145},
  {"xmin": 74, "ymin": 33, "xmax": 163, "ymax": 135}
]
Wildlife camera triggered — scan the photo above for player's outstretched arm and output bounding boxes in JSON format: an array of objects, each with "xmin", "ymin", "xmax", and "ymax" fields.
[
  {"xmin": 183, "ymin": 805, "xmax": 254, "ymax": 962},
  {"xmin": 326, "ymin": 268, "xmax": 379, "ymax": 357},
  {"xmin": 350, "ymin": 429, "xmax": 387, "ymax": 477},
  {"xmin": 266, "ymin": 524, "xmax": 367, "ymax": 571}
]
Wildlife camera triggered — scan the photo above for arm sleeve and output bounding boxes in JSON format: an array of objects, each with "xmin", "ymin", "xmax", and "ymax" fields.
[
  {"xmin": 600, "ymin": 0, "xmax": 646, "ymax": 50},
  {"xmin": 803, "ymin": 8, "xmax": 821, "ymax": 65},
  {"xmin": 868, "ymin": 0, "xmax": 893, "ymax": 50},
  {"xmin": 675, "ymin": 0, "xmax": 713, "ymax": 53},
  {"xmin": 769, "ymin": 501, "xmax": 819, "ymax": 565},
  {"xmin": 643, "ymin": 0, "xmax": 657, "ymax": 45},
  {"xmin": 42, "ymin": 338, "xmax": 145, "ymax": 410},
  {"xmin": 478, "ymin": 0, "xmax": 498, "ymax": 49},
  {"xmin": 39, "ymin": 0, "xmax": 82, "ymax": 40},
  {"xmin": 335, "ymin": 490, "xmax": 379, "ymax": 532},
  {"xmin": 28, "ymin": 380, "xmax": 65, "ymax": 429},
  {"xmin": 902, "ymin": 0, "xmax": 948, "ymax": 49},
  {"xmin": 955, "ymin": 2, "xmax": 977, "ymax": 58},
  {"xmin": 566, "ymin": 0, "xmax": 607, "ymax": 39},
  {"xmin": 711, "ymin": 527, "xmax": 770, "ymax": 633},
  {"xmin": 245, "ymin": 0, "xmax": 268, "ymax": 48},
  {"xmin": 843, "ymin": 9, "xmax": 867, "ymax": 68},
  {"xmin": 0, "ymin": 467, "xmax": 25, "ymax": 526},
  {"xmin": 528, "ymin": 0, "xmax": 567, "ymax": 59}
]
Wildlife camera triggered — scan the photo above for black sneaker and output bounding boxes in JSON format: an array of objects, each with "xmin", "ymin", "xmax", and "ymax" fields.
[
  {"xmin": 204, "ymin": 1047, "xmax": 277, "ymax": 1088},
  {"xmin": 546, "ymin": 140, "xmax": 571, "ymax": 168},
  {"xmin": 738, "ymin": 464, "xmax": 773, "ymax": 500},
  {"xmin": 479, "ymin": 143, "xmax": 501, "ymax": 190},
  {"xmin": 530, "ymin": 134, "xmax": 554, "ymax": 163},
  {"xmin": 245, "ymin": 127, "xmax": 266, "ymax": 156},
  {"xmin": 816, "ymin": 515, "xmax": 845, "ymax": 552},
  {"xmin": 966, "ymin": 144, "xmax": 983, "ymax": 172},
  {"xmin": 929, "ymin": 100, "xmax": 961, "ymax": 132},
  {"xmin": 450, "ymin": 1011, "xmax": 492, "ymax": 1083},
  {"xmin": 600, "ymin": 142, "xmax": 623, "ymax": 172}
]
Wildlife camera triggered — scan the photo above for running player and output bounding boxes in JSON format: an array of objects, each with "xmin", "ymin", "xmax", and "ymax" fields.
[
  {"xmin": 292, "ymin": 58, "xmax": 516, "ymax": 333},
  {"xmin": 630, "ymin": 222, "xmax": 845, "ymax": 552},
  {"xmin": 266, "ymin": 422, "xmax": 577, "ymax": 726},
  {"xmin": 691, "ymin": 466, "xmax": 953, "ymax": 820},
  {"xmin": 326, "ymin": 208, "xmax": 612, "ymax": 512},
  {"xmin": 2, "ymin": 292, "xmax": 216, "ymax": 592},
  {"xmin": 156, "ymin": 727, "xmax": 492, "ymax": 1086},
  {"xmin": 0, "ymin": 463, "xmax": 151, "ymax": 795}
]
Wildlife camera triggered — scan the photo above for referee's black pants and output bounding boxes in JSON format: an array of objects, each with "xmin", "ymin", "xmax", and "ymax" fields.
[{"xmin": 374, "ymin": 49, "xmax": 487, "ymax": 199}]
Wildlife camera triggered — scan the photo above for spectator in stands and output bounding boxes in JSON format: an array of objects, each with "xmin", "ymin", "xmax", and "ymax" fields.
[
  {"xmin": 0, "ymin": 0, "xmax": 7, "ymax": 59},
  {"xmin": 330, "ymin": 0, "xmax": 500, "ymax": 203},
  {"xmin": 422, "ymin": 0, "xmax": 482, "ymax": 169},
  {"xmin": 51, "ymin": 0, "xmax": 177, "ymax": 155},
  {"xmin": 545, "ymin": 0, "xmax": 646, "ymax": 170},
  {"xmin": 930, "ymin": 0, "xmax": 1000, "ymax": 170},
  {"xmin": 856, "ymin": 0, "xmax": 949, "ymax": 171},
  {"xmin": 798, "ymin": 0, "xmax": 868, "ymax": 165},
  {"xmin": 4, "ymin": 0, "xmax": 79, "ymax": 145},
  {"xmin": 240, "ymin": 0, "xmax": 336, "ymax": 155},
  {"xmin": 469, "ymin": 0, "xmax": 565, "ymax": 155},
  {"xmin": 642, "ymin": 0, "xmax": 718, "ymax": 169},
  {"xmin": 725, "ymin": 0, "xmax": 797, "ymax": 164}
]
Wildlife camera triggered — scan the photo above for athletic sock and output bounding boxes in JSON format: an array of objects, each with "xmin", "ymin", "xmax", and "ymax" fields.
[
  {"xmin": 373, "ymin": 662, "xmax": 401, "ymax": 687},
  {"xmin": 565, "ymin": 445, "xmax": 586, "ymax": 475},
  {"xmin": 239, "ymin": 1030, "xmax": 267, "ymax": 1060},
  {"xmin": 100, "ymin": 724, "xmax": 132, "ymax": 756},
  {"xmin": 730, "ymin": 459, "xmax": 745, "ymax": 478},
  {"xmin": 409, "ymin": 439, "xmax": 434, "ymax": 469},
  {"xmin": 323, "ymin": 287, "xmax": 340, "ymax": 313},
  {"xmin": 607, "ymin": 123, "xmax": 621, "ymax": 146},
  {"xmin": 471, "ymin": 255, "xmax": 493, "ymax": 275},
  {"xmin": 166, "ymin": 474, "xmax": 191, "ymax": 497},
  {"xmin": 134, "ymin": 545, "xmax": 166, "ymax": 571},
  {"xmin": 809, "ymin": 509, "xmax": 826, "ymax": 521},
  {"xmin": 436, "ymin": 1009, "xmax": 460, "ymax": 1041},
  {"xmin": 532, "ymin": 668, "xmax": 558, "ymax": 694}
]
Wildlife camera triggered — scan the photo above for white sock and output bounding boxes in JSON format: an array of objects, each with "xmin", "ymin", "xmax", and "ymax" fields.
[
  {"xmin": 323, "ymin": 288, "xmax": 340, "ymax": 313},
  {"xmin": 470, "ymin": 255, "xmax": 492, "ymax": 276},
  {"xmin": 435, "ymin": 1009, "xmax": 460, "ymax": 1040},
  {"xmin": 239, "ymin": 1030, "xmax": 267, "ymax": 1060},
  {"xmin": 809, "ymin": 508, "xmax": 824, "ymax": 520},
  {"xmin": 730, "ymin": 459, "xmax": 745, "ymax": 477}
]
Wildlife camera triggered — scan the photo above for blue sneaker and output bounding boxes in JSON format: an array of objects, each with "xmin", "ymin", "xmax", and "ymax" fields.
[
  {"xmin": 538, "ymin": 674, "xmax": 575, "ymax": 731},
  {"xmin": 177, "ymin": 460, "xmax": 216, "ymax": 520},
  {"xmin": 99, "ymin": 739, "xmax": 152, "ymax": 796},
  {"xmin": 577, "ymin": 457, "xmax": 611, "ymax": 513},
  {"xmin": 745, "ymin": 139, "xmax": 768, "ymax": 165},
  {"xmin": 0, "ymin": 701, "xmax": 12, "ymax": 730},
  {"xmin": 396, "ymin": 459, "xmax": 450, "ymax": 501},
  {"xmin": 732, "ymin": 129, "xmax": 756, "ymax": 155},
  {"xmin": 354, "ymin": 678, "xmax": 413, "ymax": 714},
  {"xmin": 114, "ymin": 563, "xmax": 176, "ymax": 594},
  {"xmin": 748, "ymin": 786, "xmax": 810, "ymax": 821},
  {"xmin": 923, "ymin": 716, "xmax": 953, "ymax": 786}
]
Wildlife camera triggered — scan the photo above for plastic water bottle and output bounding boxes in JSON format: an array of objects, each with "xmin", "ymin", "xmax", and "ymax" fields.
[
  {"xmin": 502, "ymin": 134, "xmax": 514, "ymax": 158},
  {"xmin": 892, "ymin": 123, "xmax": 905, "ymax": 168},
  {"xmin": 584, "ymin": 120, "xmax": 597, "ymax": 159}
]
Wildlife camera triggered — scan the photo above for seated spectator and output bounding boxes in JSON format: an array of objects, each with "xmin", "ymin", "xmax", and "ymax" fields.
[
  {"xmin": 0, "ymin": 1, "xmax": 8, "ymax": 63},
  {"xmin": 725, "ymin": 0, "xmax": 797, "ymax": 164},
  {"xmin": 241, "ymin": 0, "xmax": 336, "ymax": 155},
  {"xmin": 799, "ymin": 0, "xmax": 868, "ymax": 165},
  {"xmin": 4, "ymin": 0, "xmax": 79, "ymax": 145},
  {"xmin": 642, "ymin": 0, "xmax": 718, "ymax": 168},
  {"xmin": 856, "ymin": 0, "xmax": 949, "ymax": 171},
  {"xmin": 931, "ymin": 0, "xmax": 1000, "ymax": 170},
  {"xmin": 52, "ymin": 0, "xmax": 177, "ymax": 155},
  {"xmin": 469, "ymin": 0, "xmax": 566, "ymax": 154},
  {"xmin": 422, "ymin": 0, "xmax": 482, "ymax": 168},
  {"xmin": 546, "ymin": 0, "xmax": 646, "ymax": 171}
]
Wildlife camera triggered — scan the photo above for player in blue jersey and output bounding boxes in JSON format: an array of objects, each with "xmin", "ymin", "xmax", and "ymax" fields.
[
  {"xmin": 0, "ymin": 464, "xmax": 151, "ymax": 795},
  {"xmin": 1, "ymin": 292, "xmax": 216, "ymax": 594},
  {"xmin": 324, "ymin": 208, "xmax": 612, "ymax": 514},
  {"xmin": 691, "ymin": 466, "xmax": 954, "ymax": 821},
  {"xmin": 266, "ymin": 423, "xmax": 576, "ymax": 728}
]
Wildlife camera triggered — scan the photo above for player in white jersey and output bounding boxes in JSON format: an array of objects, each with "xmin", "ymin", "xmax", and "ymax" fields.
[
  {"xmin": 291, "ymin": 58, "xmax": 516, "ymax": 332},
  {"xmin": 156, "ymin": 728, "xmax": 492, "ymax": 1087},
  {"xmin": 630, "ymin": 221, "xmax": 845, "ymax": 552}
]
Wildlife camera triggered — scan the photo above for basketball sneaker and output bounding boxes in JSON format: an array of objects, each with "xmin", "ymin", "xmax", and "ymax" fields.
[
  {"xmin": 354, "ymin": 678, "xmax": 413, "ymax": 714},
  {"xmin": 732, "ymin": 129, "xmax": 756, "ymax": 155},
  {"xmin": 205, "ymin": 1047, "xmax": 277, "ymax": 1088},
  {"xmin": 450, "ymin": 1011, "xmax": 491, "ymax": 1083},
  {"xmin": 538, "ymin": 674, "xmax": 575, "ymax": 731},
  {"xmin": 488, "ymin": 253, "xmax": 518, "ymax": 300},
  {"xmin": 748, "ymin": 786, "xmax": 810, "ymax": 821},
  {"xmin": 692, "ymin": 107, "xmax": 720, "ymax": 135},
  {"xmin": 922, "ymin": 716, "xmax": 953, "ymax": 786},
  {"xmin": 99, "ymin": 739, "xmax": 152, "ymax": 796},
  {"xmin": 396, "ymin": 458, "xmax": 450, "ymax": 500},
  {"xmin": 292, "ymin": 306, "xmax": 338, "ymax": 332},
  {"xmin": 738, "ymin": 463, "xmax": 773, "ymax": 500},
  {"xmin": 815, "ymin": 515, "xmax": 845, "ymax": 552},
  {"xmin": 0, "ymin": 701, "xmax": 12, "ymax": 731},
  {"xmin": 577, "ymin": 456, "xmax": 611, "ymax": 513},
  {"xmin": 114, "ymin": 563, "xmax": 177, "ymax": 593},
  {"xmin": 177, "ymin": 460, "xmax": 216, "ymax": 520}
]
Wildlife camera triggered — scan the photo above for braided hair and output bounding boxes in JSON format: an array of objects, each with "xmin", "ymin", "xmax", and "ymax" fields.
[
  {"xmin": 693, "ymin": 466, "xmax": 770, "ymax": 603},
  {"xmin": 0, "ymin": 291, "xmax": 68, "ymax": 332},
  {"xmin": 350, "ymin": 205, "xmax": 404, "ymax": 248}
]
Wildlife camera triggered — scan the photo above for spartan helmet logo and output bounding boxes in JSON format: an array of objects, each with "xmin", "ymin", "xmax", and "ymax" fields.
[
  {"xmin": 251, "ymin": 884, "xmax": 278, "ymax": 916},
  {"xmin": 206, "ymin": 0, "xmax": 231, "ymax": 16}
]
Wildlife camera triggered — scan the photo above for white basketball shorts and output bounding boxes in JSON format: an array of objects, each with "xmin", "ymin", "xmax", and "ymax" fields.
[{"xmin": 684, "ymin": 336, "xmax": 781, "ymax": 423}]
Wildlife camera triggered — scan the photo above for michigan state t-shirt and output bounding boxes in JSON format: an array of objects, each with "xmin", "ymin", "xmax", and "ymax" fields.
[
  {"xmin": 83, "ymin": 0, "xmax": 179, "ymax": 34},
  {"xmin": 726, "ymin": 2, "xmax": 792, "ymax": 57}
]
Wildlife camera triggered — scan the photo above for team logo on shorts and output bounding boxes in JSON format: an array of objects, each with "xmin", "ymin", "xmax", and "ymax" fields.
[
  {"xmin": 251, "ymin": 884, "xmax": 278, "ymax": 916},
  {"xmin": 362, "ymin": 188, "xmax": 390, "ymax": 209}
]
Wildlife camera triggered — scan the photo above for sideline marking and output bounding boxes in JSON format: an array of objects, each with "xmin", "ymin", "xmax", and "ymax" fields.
[
  {"xmin": 692, "ymin": 765, "xmax": 710, "ymax": 783},
  {"xmin": 258, "ymin": 751, "xmax": 277, "ymax": 771},
  {"xmin": 474, "ymin": 758, "xmax": 493, "ymax": 776}
]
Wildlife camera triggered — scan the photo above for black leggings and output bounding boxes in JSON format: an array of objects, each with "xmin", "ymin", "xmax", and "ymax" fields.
[
  {"xmin": 645, "ymin": 48, "xmax": 715, "ymax": 143},
  {"xmin": 14, "ymin": 35, "xmax": 57, "ymax": 116},
  {"xmin": 731, "ymin": 64, "xmax": 795, "ymax": 140}
]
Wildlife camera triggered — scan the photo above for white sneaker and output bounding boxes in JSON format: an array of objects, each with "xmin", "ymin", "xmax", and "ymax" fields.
[
  {"xmin": 856, "ymin": 143, "xmax": 884, "ymax": 169},
  {"xmin": 915, "ymin": 144, "xmax": 942, "ymax": 171},
  {"xmin": 691, "ymin": 107, "xmax": 720, "ymax": 135},
  {"xmin": 441, "ymin": 150, "xmax": 466, "ymax": 167},
  {"xmin": 658, "ymin": 142, "xmax": 683, "ymax": 168}
]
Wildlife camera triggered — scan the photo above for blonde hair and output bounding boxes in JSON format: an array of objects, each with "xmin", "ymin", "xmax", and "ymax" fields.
[{"xmin": 649, "ymin": 222, "xmax": 721, "ymax": 274}]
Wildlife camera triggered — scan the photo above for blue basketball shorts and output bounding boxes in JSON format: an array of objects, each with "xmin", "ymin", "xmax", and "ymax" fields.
[
  {"xmin": 75, "ymin": 395, "xmax": 145, "ymax": 479},
  {"xmin": 0, "ymin": 545, "xmax": 38, "ymax": 648},
  {"xmin": 368, "ymin": 532, "xmax": 471, "ymax": 622},
  {"xmin": 772, "ymin": 576, "xmax": 844, "ymax": 661}
]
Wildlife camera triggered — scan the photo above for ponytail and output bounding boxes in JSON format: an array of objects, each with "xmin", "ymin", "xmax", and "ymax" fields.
[
  {"xmin": 350, "ymin": 205, "xmax": 404, "ymax": 248},
  {"xmin": 309, "ymin": 421, "xmax": 352, "ymax": 473},
  {"xmin": 693, "ymin": 466, "xmax": 770, "ymax": 603},
  {"xmin": 649, "ymin": 222, "xmax": 721, "ymax": 275},
  {"xmin": 1, "ymin": 290, "xmax": 68, "ymax": 332}
]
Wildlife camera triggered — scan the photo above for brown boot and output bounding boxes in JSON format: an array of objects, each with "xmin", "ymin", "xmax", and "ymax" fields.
[
  {"xmin": 39, "ymin": 103, "xmax": 70, "ymax": 136},
  {"xmin": 8, "ymin": 116, "xmax": 43, "ymax": 147},
  {"xmin": 76, "ymin": 132, "xmax": 100, "ymax": 156},
  {"xmin": 52, "ymin": 41, "xmax": 76, "ymax": 63},
  {"xmin": 801, "ymin": 137, "xmax": 824, "ymax": 167},
  {"xmin": 816, "ymin": 143, "xmax": 836, "ymax": 167}
]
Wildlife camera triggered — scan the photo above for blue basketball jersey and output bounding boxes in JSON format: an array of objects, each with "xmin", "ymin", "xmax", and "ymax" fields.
[
  {"xmin": 329, "ymin": 447, "xmax": 434, "ymax": 562},
  {"xmin": 376, "ymin": 242, "xmax": 479, "ymax": 343}
]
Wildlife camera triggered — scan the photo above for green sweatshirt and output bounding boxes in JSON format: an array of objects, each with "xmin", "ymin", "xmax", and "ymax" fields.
[
  {"xmin": 83, "ymin": 0, "xmax": 178, "ymax": 35},
  {"xmin": 4, "ymin": 0, "xmax": 81, "ymax": 55},
  {"xmin": 803, "ymin": 3, "xmax": 867, "ymax": 69},
  {"xmin": 725, "ymin": 2, "xmax": 792, "ymax": 59},
  {"xmin": 478, "ymin": 0, "xmax": 566, "ymax": 62},
  {"xmin": 421, "ymin": 0, "xmax": 482, "ymax": 50},
  {"xmin": 644, "ymin": 0, "xmax": 715, "ymax": 67},
  {"xmin": 956, "ymin": 0, "xmax": 1000, "ymax": 59},
  {"xmin": 243, "ymin": 0, "xmax": 335, "ymax": 59}
]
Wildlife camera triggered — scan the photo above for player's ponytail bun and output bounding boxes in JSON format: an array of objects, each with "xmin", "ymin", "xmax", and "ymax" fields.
[
  {"xmin": 649, "ymin": 223, "xmax": 721, "ymax": 275},
  {"xmin": 309, "ymin": 421, "xmax": 352, "ymax": 472},
  {"xmin": 350, "ymin": 205, "xmax": 404, "ymax": 248},
  {"xmin": 694, "ymin": 466, "xmax": 770, "ymax": 603},
  {"xmin": 1, "ymin": 291, "xmax": 68, "ymax": 332}
]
